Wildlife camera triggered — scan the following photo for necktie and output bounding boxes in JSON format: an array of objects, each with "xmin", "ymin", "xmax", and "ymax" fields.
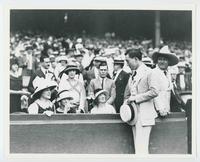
[
  {"xmin": 164, "ymin": 70, "xmax": 167, "ymax": 76},
  {"xmin": 132, "ymin": 71, "xmax": 137, "ymax": 80},
  {"xmin": 102, "ymin": 78, "xmax": 105, "ymax": 89}
]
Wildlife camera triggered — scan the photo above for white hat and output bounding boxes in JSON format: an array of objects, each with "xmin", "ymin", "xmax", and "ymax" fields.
[
  {"xmin": 32, "ymin": 78, "xmax": 57, "ymax": 99},
  {"xmin": 120, "ymin": 102, "xmax": 138, "ymax": 126},
  {"xmin": 94, "ymin": 89, "xmax": 109, "ymax": 102},
  {"xmin": 57, "ymin": 90, "xmax": 73, "ymax": 102},
  {"xmin": 152, "ymin": 46, "xmax": 179, "ymax": 66}
]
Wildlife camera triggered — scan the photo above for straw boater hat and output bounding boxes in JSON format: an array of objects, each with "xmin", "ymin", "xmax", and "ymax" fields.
[
  {"xmin": 114, "ymin": 56, "xmax": 125, "ymax": 65},
  {"xmin": 152, "ymin": 45, "xmax": 179, "ymax": 66},
  {"xmin": 57, "ymin": 90, "xmax": 73, "ymax": 102},
  {"xmin": 94, "ymin": 89, "xmax": 109, "ymax": 101},
  {"xmin": 32, "ymin": 78, "xmax": 57, "ymax": 99},
  {"xmin": 120, "ymin": 102, "xmax": 138, "ymax": 126}
]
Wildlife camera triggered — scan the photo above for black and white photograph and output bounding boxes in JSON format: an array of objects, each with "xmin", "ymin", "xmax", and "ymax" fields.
[{"xmin": 6, "ymin": 3, "xmax": 195, "ymax": 158}]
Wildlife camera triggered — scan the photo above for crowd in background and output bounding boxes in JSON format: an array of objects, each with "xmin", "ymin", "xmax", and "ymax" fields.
[{"xmin": 10, "ymin": 31, "xmax": 192, "ymax": 114}]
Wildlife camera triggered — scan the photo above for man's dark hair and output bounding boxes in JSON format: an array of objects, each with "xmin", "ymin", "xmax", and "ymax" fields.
[
  {"xmin": 125, "ymin": 48, "xmax": 143, "ymax": 60},
  {"xmin": 40, "ymin": 54, "xmax": 49, "ymax": 62}
]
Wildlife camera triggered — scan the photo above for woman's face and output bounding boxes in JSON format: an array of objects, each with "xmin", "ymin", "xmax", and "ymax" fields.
[
  {"xmin": 97, "ymin": 93, "xmax": 107, "ymax": 103},
  {"xmin": 41, "ymin": 88, "xmax": 51, "ymax": 99},
  {"xmin": 11, "ymin": 64, "xmax": 19, "ymax": 72},
  {"xmin": 60, "ymin": 98, "xmax": 71, "ymax": 107},
  {"xmin": 68, "ymin": 70, "xmax": 76, "ymax": 79}
]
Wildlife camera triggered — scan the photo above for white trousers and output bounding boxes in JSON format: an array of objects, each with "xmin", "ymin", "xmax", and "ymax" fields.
[{"xmin": 132, "ymin": 113, "xmax": 152, "ymax": 154}]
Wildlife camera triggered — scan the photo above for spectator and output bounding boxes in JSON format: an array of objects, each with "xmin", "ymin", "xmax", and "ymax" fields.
[
  {"xmin": 58, "ymin": 61, "xmax": 86, "ymax": 113},
  {"xmin": 113, "ymin": 56, "xmax": 130, "ymax": 113},
  {"xmin": 88, "ymin": 62, "xmax": 116, "ymax": 105},
  {"xmin": 90, "ymin": 89, "xmax": 116, "ymax": 114},
  {"xmin": 28, "ymin": 78, "xmax": 57, "ymax": 116}
]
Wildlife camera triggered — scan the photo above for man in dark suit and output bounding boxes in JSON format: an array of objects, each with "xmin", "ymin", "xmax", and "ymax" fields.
[
  {"xmin": 28, "ymin": 55, "xmax": 56, "ymax": 94},
  {"xmin": 113, "ymin": 57, "xmax": 130, "ymax": 113}
]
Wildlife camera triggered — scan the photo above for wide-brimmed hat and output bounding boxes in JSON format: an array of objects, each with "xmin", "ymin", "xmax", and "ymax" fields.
[
  {"xmin": 32, "ymin": 78, "xmax": 57, "ymax": 99},
  {"xmin": 120, "ymin": 102, "xmax": 138, "ymax": 126},
  {"xmin": 63, "ymin": 61, "xmax": 80, "ymax": 74},
  {"xmin": 152, "ymin": 46, "xmax": 179, "ymax": 66},
  {"xmin": 57, "ymin": 90, "xmax": 73, "ymax": 102},
  {"xmin": 94, "ymin": 89, "xmax": 109, "ymax": 101}
]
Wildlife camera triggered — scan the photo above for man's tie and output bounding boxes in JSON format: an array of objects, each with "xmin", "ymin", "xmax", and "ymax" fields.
[
  {"xmin": 164, "ymin": 70, "xmax": 167, "ymax": 76},
  {"xmin": 102, "ymin": 78, "xmax": 105, "ymax": 89},
  {"xmin": 132, "ymin": 71, "xmax": 137, "ymax": 80}
]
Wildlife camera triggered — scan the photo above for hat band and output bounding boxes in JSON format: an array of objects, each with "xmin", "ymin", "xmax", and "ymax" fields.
[{"xmin": 128, "ymin": 104, "xmax": 135, "ymax": 122}]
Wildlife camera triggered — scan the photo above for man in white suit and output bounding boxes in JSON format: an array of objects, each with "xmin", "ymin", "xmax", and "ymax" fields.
[
  {"xmin": 124, "ymin": 48, "xmax": 160, "ymax": 154},
  {"xmin": 152, "ymin": 46, "xmax": 179, "ymax": 116}
]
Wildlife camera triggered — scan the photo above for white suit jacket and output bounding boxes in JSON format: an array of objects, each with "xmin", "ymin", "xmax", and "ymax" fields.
[
  {"xmin": 152, "ymin": 66, "xmax": 172, "ymax": 112},
  {"xmin": 124, "ymin": 63, "xmax": 159, "ymax": 126}
]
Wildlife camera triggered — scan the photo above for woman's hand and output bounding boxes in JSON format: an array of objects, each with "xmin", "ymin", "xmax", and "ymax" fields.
[{"xmin": 43, "ymin": 110, "xmax": 54, "ymax": 117}]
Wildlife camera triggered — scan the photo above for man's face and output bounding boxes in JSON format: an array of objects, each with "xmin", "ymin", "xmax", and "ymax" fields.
[
  {"xmin": 125, "ymin": 55, "xmax": 138, "ymax": 70},
  {"xmin": 42, "ymin": 58, "xmax": 51, "ymax": 69},
  {"xmin": 157, "ymin": 56, "xmax": 169, "ymax": 70},
  {"xmin": 114, "ymin": 64, "xmax": 121, "ymax": 72},
  {"xmin": 99, "ymin": 65, "xmax": 108, "ymax": 78}
]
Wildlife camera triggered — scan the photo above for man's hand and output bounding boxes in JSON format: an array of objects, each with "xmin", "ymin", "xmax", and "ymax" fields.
[
  {"xmin": 127, "ymin": 96, "xmax": 136, "ymax": 104},
  {"xmin": 158, "ymin": 109, "xmax": 169, "ymax": 117}
]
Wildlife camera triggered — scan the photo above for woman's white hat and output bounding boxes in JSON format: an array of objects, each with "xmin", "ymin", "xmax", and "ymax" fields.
[
  {"xmin": 32, "ymin": 78, "xmax": 57, "ymax": 99},
  {"xmin": 57, "ymin": 90, "xmax": 73, "ymax": 102},
  {"xmin": 94, "ymin": 89, "xmax": 109, "ymax": 101},
  {"xmin": 120, "ymin": 102, "xmax": 138, "ymax": 126},
  {"xmin": 152, "ymin": 46, "xmax": 179, "ymax": 66}
]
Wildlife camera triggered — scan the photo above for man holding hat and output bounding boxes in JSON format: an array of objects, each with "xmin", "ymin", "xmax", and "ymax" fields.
[
  {"xmin": 123, "ymin": 48, "xmax": 160, "ymax": 154},
  {"xmin": 113, "ymin": 56, "xmax": 130, "ymax": 113},
  {"xmin": 152, "ymin": 45, "xmax": 179, "ymax": 116}
]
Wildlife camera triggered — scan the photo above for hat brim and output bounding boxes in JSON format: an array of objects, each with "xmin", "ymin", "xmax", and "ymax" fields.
[
  {"xmin": 64, "ymin": 67, "xmax": 80, "ymax": 74},
  {"xmin": 57, "ymin": 96, "xmax": 73, "ymax": 102},
  {"xmin": 32, "ymin": 84, "xmax": 57, "ymax": 99},
  {"xmin": 120, "ymin": 102, "xmax": 138, "ymax": 126},
  {"xmin": 94, "ymin": 90, "xmax": 109, "ymax": 102},
  {"xmin": 152, "ymin": 52, "xmax": 179, "ymax": 66}
]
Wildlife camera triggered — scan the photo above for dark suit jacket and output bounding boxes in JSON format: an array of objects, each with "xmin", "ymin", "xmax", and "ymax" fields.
[{"xmin": 114, "ymin": 70, "xmax": 130, "ymax": 113}]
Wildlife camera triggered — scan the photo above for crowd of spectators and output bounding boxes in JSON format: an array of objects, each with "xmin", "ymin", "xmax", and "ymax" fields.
[{"xmin": 10, "ymin": 31, "xmax": 192, "ymax": 114}]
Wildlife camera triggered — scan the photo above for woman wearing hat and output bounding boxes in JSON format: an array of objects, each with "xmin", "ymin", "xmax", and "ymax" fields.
[
  {"xmin": 58, "ymin": 61, "xmax": 86, "ymax": 113},
  {"xmin": 56, "ymin": 90, "xmax": 74, "ymax": 114},
  {"xmin": 54, "ymin": 55, "xmax": 68, "ymax": 81},
  {"xmin": 28, "ymin": 78, "xmax": 57, "ymax": 116},
  {"xmin": 10, "ymin": 57, "xmax": 23, "ymax": 113},
  {"xmin": 90, "ymin": 89, "xmax": 116, "ymax": 114}
]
